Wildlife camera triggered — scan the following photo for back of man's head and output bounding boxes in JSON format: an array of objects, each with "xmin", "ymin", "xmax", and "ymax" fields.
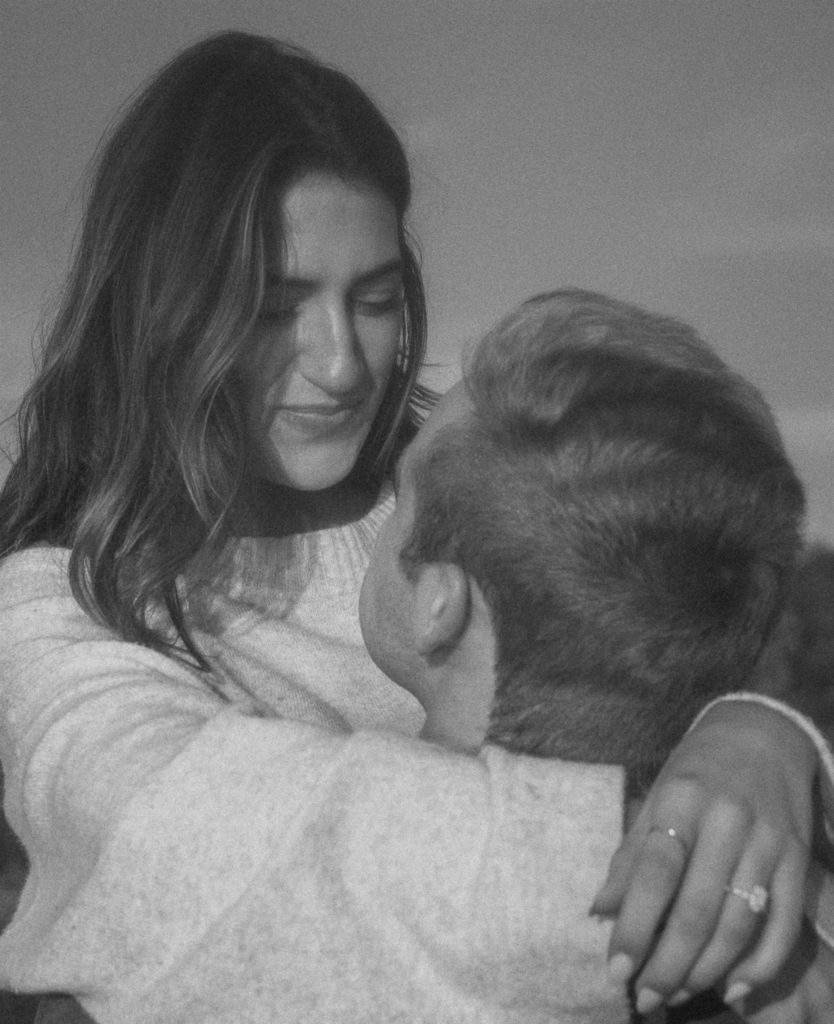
[{"xmin": 402, "ymin": 290, "xmax": 805, "ymax": 792}]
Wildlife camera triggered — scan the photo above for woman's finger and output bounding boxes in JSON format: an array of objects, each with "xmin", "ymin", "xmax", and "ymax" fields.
[
  {"xmin": 660, "ymin": 824, "xmax": 784, "ymax": 1004},
  {"xmin": 630, "ymin": 801, "xmax": 750, "ymax": 1012},
  {"xmin": 602, "ymin": 821, "xmax": 694, "ymax": 983},
  {"xmin": 599, "ymin": 779, "xmax": 708, "ymax": 978},
  {"xmin": 590, "ymin": 835, "xmax": 643, "ymax": 919},
  {"xmin": 721, "ymin": 836, "xmax": 807, "ymax": 1000}
]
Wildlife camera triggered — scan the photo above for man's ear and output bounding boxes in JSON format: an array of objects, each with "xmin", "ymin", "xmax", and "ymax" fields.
[{"xmin": 412, "ymin": 562, "xmax": 470, "ymax": 657}]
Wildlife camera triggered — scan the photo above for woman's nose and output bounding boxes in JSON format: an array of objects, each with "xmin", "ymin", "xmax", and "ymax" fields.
[{"xmin": 298, "ymin": 303, "xmax": 366, "ymax": 394}]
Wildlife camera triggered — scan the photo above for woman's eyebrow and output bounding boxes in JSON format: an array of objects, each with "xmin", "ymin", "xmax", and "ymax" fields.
[{"xmin": 266, "ymin": 257, "xmax": 404, "ymax": 290}]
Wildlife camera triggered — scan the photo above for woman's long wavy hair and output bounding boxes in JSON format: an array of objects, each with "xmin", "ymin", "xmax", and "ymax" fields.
[{"xmin": 0, "ymin": 31, "xmax": 430, "ymax": 664}]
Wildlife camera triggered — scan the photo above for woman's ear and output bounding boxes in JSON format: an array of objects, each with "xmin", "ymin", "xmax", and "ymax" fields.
[{"xmin": 413, "ymin": 563, "xmax": 470, "ymax": 657}]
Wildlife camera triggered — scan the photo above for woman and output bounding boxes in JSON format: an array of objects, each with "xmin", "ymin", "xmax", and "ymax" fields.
[{"xmin": 0, "ymin": 31, "xmax": 829, "ymax": 1022}]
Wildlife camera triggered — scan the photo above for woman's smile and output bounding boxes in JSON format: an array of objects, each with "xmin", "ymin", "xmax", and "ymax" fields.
[
  {"xmin": 240, "ymin": 172, "xmax": 403, "ymax": 491},
  {"xmin": 272, "ymin": 397, "xmax": 368, "ymax": 435}
]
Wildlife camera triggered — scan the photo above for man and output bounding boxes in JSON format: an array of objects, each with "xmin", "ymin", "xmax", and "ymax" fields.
[{"xmin": 360, "ymin": 290, "xmax": 833, "ymax": 1022}]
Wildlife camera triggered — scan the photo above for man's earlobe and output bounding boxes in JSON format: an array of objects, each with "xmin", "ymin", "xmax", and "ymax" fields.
[{"xmin": 413, "ymin": 563, "xmax": 470, "ymax": 656}]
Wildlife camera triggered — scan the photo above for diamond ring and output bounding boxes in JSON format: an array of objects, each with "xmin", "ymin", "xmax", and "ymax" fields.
[{"xmin": 725, "ymin": 884, "xmax": 769, "ymax": 915}]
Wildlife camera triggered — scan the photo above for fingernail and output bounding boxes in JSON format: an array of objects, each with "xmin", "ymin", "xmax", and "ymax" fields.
[
  {"xmin": 667, "ymin": 990, "xmax": 690, "ymax": 1007},
  {"xmin": 588, "ymin": 902, "xmax": 615, "ymax": 920},
  {"xmin": 724, "ymin": 981, "xmax": 752, "ymax": 1006},
  {"xmin": 590, "ymin": 886, "xmax": 609, "ymax": 909},
  {"xmin": 636, "ymin": 989, "xmax": 664, "ymax": 1015},
  {"xmin": 607, "ymin": 953, "xmax": 634, "ymax": 983}
]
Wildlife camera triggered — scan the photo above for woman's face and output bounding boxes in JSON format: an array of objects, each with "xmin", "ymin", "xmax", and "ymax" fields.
[{"xmin": 241, "ymin": 172, "xmax": 403, "ymax": 491}]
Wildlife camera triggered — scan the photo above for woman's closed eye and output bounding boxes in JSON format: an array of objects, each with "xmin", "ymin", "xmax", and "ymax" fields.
[
  {"xmin": 257, "ymin": 286, "xmax": 403, "ymax": 324},
  {"xmin": 351, "ymin": 287, "xmax": 404, "ymax": 318}
]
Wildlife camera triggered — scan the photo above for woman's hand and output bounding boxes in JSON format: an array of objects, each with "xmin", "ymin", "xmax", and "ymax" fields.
[{"xmin": 591, "ymin": 698, "xmax": 818, "ymax": 1015}]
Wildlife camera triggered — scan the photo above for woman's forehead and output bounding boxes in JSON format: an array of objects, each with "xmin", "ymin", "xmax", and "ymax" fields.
[{"xmin": 265, "ymin": 172, "xmax": 400, "ymax": 276}]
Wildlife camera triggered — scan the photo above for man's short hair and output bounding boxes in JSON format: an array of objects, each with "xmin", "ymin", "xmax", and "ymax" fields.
[{"xmin": 401, "ymin": 290, "xmax": 805, "ymax": 791}]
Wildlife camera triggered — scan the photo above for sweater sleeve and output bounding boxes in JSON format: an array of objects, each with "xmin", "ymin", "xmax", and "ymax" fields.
[{"xmin": 0, "ymin": 550, "xmax": 627, "ymax": 1024}]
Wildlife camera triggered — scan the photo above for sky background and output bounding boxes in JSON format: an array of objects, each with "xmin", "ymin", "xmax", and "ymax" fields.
[{"xmin": 2, "ymin": 0, "xmax": 832, "ymax": 543}]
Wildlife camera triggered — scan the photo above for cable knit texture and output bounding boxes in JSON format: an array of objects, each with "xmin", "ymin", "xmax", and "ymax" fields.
[{"xmin": 0, "ymin": 487, "xmax": 628, "ymax": 1023}]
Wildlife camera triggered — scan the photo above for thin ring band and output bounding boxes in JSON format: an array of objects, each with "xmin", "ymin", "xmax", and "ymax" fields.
[
  {"xmin": 647, "ymin": 826, "xmax": 689, "ymax": 858},
  {"xmin": 725, "ymin": 884, "xmax": 769, "ymax": 915}
]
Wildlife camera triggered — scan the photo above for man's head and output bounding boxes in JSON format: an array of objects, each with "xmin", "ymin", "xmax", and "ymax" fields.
[
  {"xmin": 360, "ymin": 290, "xmax": 806, "ymax": 786},
  {"xmin": 360, "ymin": 381, "xmax": 498, "ymax": 752}
]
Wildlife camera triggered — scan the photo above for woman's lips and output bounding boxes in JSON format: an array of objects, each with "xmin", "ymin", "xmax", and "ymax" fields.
[{"xmin": 273, "ymin": 401, "xmax": 365, "ymax": 433}]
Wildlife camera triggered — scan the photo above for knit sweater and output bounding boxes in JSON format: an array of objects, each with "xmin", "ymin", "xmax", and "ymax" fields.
[{"xmin": 0, "ymin": 488, "xmax": 628, "ymax": 1023}]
